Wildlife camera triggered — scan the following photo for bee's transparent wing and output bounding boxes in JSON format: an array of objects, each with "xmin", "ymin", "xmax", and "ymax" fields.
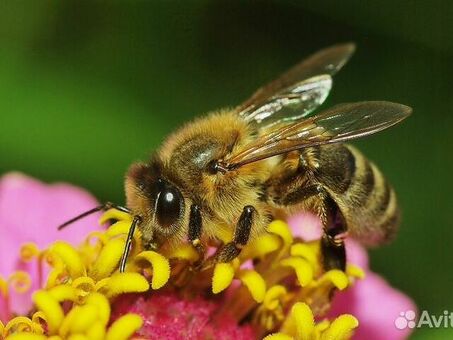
[
  {"xmin": 225, "ymin": 101, "xmax": 412, "ymax": 169},
  {"xmin": 240, "ymin": 75, "xmax": 332, "ymax": 127},
  {"xmin": 238, "ymin": 43, "xmax": 356, "ymax": 127}
]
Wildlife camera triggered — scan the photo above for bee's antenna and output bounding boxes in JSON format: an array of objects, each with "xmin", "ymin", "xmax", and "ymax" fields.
[
  {"xmin": 119, "ymin": 215, "xmax": 141, "ymax": 273},
  {"xmin": 57, "ymin": 202, "xmax": 131, "ymax": 230}
]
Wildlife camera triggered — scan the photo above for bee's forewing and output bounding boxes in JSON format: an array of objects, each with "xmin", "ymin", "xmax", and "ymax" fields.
[{"xmin": 226, "ymin": 101, "xmax": 412, "ymax": 169}]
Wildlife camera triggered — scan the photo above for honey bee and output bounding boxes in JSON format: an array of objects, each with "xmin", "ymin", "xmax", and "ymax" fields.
[{"xmin": 59, "ymin": 43, "xmax": 411, "ymax": 272}]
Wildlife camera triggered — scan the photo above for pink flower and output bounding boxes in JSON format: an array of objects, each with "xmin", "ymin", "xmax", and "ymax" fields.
[
  {"xmin": 289, "ymin": 214, "xmax": 417, "ymax": 339},
  {"xmin": 0, "ymin": 172, "xmax": 102, "ymax": 322},
  {"xmin": 0, "ymin": 173, "xmax": 416, "ymax": 340},
  {"xmin": 111, "ymin": 292, "xmax": 255, "ymax": 340}
]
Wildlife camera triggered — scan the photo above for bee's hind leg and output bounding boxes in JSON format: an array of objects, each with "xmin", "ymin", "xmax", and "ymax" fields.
[
  {"xmin": 317, "ymin": 188, "xmax": 347, "ymax": 271},
  {"xmin": 321, "ymin": 230, "xmax": 347, "ymax": 271}
]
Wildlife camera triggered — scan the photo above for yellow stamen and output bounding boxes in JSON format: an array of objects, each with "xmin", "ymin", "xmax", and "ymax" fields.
[
  {"xmin": 8, "ymin": 271, "xmax": 32, "ymax": 294},
  {"xmin": 237, "ymin": 269, "xmax": 266, "ymax": 303},
  {"xmin": 280, "ymin": 257, "xmax": 313, "ymax": 286},
  {"xmin": 49, "ymin": 242, "xmax": 86, "ymax": 279},
  {"xmin": 318, "ymin": 270, "xmax": 349, "ymax": 290},
  {"xmin": 47, "ymin": 285, "xmax": 77, "ymax": 303},
  {"xmin": 85, "ymin": 293, "xmax": 111, "ymax": 325},
  {"xmin": 68, "ymin": 305, "xmax": 102, "ymax": 336},
  {"xmin": 346, "ymin": 264, "xmax": 365, "ymax": 280},
  {"xmin": 315, "ymin": 320, "xmax": 330, "ymax": 333},
  {"xmin": 287, "ymin": 303, "xmax": 315, "ymax": 340},
  {"xmin": 263, "ymin": 285, "xmax": 287, "ymax": 311},
  {"xmin": 31, "ymin": 312, "xmax": 47, "ymax": 327},
  {"xmin": 212, "ymin": 262, "xmax": 235, "ymax": 294},
  {"xmin": 94, "ymin": 278, "xmax": 110, "ymax": 292},
  {"xmin": 33, "ymin": 291, "xmax": 64, "ymax": 334},
  {"xmin": 45, "ymin": 255, "xmax": 66, "ymax": 288},
  {"xmin": 99, "ymin": 272, "xmax": 149, "ymax": 298},
  {"xmin": 85, "ymin": 321, "xmax": 106, "ymax": 340},
  {"xmin": 84, "ymin": 231, "xmax": 108, "ymax": 247},
  {"xmin": 4, "ymin": 317, "xmax": 34, "ymax": 335},
  {"xmin": 134, "ymin": 251, "xmax": 171, "ymax": 289},
  {"xmin": 89, "ymin": 238, "xmax": 125, "ymax": 281},
  {"xmin": 20, "ymin": 243, "xmax": 40, "ymax": 262},
  {"xmin": 71, "ymin": 277, "xmax": 96, "ymax": 300},
  {"xmin": 241, "ymin": 233, "xmax": 282, "ymax": 260},
  {"xmin": 105, "ymin": 220, "xmax": 139, "ymax": 240},
  {"xmin": 59, "ymin": 304, "xmax": 98, "ymax": 337},
  {"xmin": 166, "ymin": 243, "xmax": 199, "ymax": 262},
  {"xmin": 290, "ymin": 243, "xmax": 318, "ymax": 269},
  {"xmin": 105, "ymin": 314, "xmax": 143, "ymax": 340},
  {"xmin": 267, "ymin": 220, "xmax": 293, "ymax": 248},
  {"xmin": 321, "ymin": 314, "xmax": 359, "ymax": 340},
  {"xmin": 99, "ymin": 208, "xmax": 132, "ymax": 225}
]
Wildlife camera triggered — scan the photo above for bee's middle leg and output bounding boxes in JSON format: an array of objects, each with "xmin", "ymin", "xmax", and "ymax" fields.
[{"xmin": 215, "ymin": 205, "xmax": 256, "ymax": 263}]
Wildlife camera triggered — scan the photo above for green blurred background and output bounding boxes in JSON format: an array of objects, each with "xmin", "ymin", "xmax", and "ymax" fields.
[{"xmin": 0, "ymin": 1, "xmax": 452, "ymax": 338}]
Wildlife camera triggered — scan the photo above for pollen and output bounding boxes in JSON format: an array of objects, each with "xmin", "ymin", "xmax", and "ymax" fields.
[{"xmin": 2, "ymin": 209, "xmax": 364, "ymax": 339}]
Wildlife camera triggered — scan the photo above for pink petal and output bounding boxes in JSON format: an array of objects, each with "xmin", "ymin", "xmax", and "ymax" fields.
[
  {"xmin": 287, "ymin": 212, "xmax": 323, "ymax": 241},
  {"xmin": 0, "ymin": 172, "xmax": 103, "ymax": 320},
  {"xmin": 288, "ymin": 213, "xmax": 369, "ymax": 268},
  {"xmin": 345, "ymin": 239, "xmax": 369, "ymax": 269},
  {"xmin": 329, "ymin": 271, "xmax": 417, "ymax": 340},
  {"xmin": 0, "ymin": 295, "xmax": 8, "ymax": 324}
]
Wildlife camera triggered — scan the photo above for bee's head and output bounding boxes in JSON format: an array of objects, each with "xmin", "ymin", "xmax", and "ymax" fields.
[{"xmin": 125, "ymin": 161, "xmax": 186, "ymax": 248}]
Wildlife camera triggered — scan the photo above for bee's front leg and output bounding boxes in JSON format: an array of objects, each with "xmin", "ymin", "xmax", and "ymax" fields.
[
  {"xmin": 202, "ymin": 205, "xmax": 255, "ymax": 268},
  {"xmin": 188, "ymin": 204, "xmax": 205, "ymax": 263}
]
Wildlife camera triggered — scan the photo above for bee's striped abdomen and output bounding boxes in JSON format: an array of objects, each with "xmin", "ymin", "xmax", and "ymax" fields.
[
  {"xmin": 267, "ymin": 144, "xmax": 401, "ymax": 247},
  {"xmin": 327, "ymin": 145, "xmax": 401, "ymax": 246}
]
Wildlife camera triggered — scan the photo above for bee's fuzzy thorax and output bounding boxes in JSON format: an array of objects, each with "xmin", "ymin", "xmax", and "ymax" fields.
[{"xmin": 140, "ymin": 109, "xmax": 277, "ymax": 244}]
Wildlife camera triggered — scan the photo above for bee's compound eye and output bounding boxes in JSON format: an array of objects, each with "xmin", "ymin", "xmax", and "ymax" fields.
[{"xmin": 156, "ymin": 181, "xmax": 183, "ymax": 229}]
